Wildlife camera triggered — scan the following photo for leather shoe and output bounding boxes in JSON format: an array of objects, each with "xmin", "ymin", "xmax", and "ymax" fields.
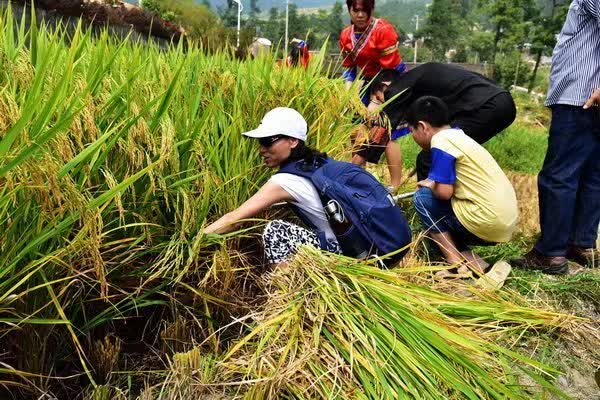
[
  {"xmin": 566, "ymin": 246, "xmax": 598, "ymax": 268},
  {"xmin": 512, "ymin": 249, "xmax": 569, "ymax": 275}
]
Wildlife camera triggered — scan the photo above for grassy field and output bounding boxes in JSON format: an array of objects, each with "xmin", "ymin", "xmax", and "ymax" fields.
[{"xmin": 0, "ymin": 5, "xmax": 599, "ymax": 400}]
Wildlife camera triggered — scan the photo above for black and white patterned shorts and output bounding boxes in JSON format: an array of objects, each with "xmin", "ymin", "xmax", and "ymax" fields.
[{"xmin": 262, "ymin": 220, "xmax": 340, "ymax": 264}]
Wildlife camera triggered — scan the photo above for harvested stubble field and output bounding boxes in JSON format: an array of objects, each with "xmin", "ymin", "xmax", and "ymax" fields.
[{"xmin": 0, "ymin": 5, "xmax": 599, "ymax": 400}]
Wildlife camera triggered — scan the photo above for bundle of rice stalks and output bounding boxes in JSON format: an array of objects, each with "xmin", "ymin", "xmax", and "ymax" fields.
[{"xmin": 198, "ymin": 248, "xmax": 577, "ymax": 399}]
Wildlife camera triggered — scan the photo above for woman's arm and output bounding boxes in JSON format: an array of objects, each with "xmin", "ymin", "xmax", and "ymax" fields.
[
  {"xmin": 204, "ymin": 182, "xmax": 294, "ymax": 235},
  {"xmin": 376, "ymin": 24, "xmax": 402, "ymax": 70}
]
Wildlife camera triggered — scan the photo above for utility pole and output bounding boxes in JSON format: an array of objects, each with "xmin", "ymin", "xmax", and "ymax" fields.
[
  {"xmin": 412, "ymin": 14, "xmax": 419, "ymax": 63},
  {"xmin": 284, "ymin": 0, "xmax": 290, "ymax": 55},
  {"xmin": 233, "ymin": 0, "xmax": 243, "ymax": 48}
]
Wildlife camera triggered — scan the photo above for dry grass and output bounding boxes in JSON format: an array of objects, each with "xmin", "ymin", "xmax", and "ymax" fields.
[{"xmin": 507, "ymin": 172, "xmax": 540, "ymax": 235}]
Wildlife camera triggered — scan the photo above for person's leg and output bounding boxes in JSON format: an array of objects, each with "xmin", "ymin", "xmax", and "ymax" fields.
[
  {"xmin": 567, "ymin": 111, "xmax": 600, "ymax": 267},
  {"xmin": 429, "ymin": 231, "xmax": 464, "ymax": 265},
  {"xmin": 535, "ymin": 106, "xmax": 597, "ymax": 256},
  {"xmin": 351, "ymin": 125, "xmax": 370, "ymax": 167},
  {"xmin": 514, "ymin": 106, "xmax": 597, "ymax": 274},
  {"xmin": 452, "ymin": 92, "xmax": 517, "ymax": 144},
  {"xmin": 262, "ymin": 220, "xmax": 322, "ymax": 265},
  {"xmin": 459, "ymin": 250, "xmax": 489, "ymax": 275},
  {"xmin": 351, "ymin": 126, "xmax": 388, "ymax": 169},
  {"xmin": 413, "ymin": 188, "xmax": 464, "ymax": 266},
  {"xmin": 351, "ymin": 153, "xmax": 367, "ymax": 167},
  {"xmin": 384, "ymin": 140, "xmax": 403, "ymax": 189},
  {"xmin": 443, "ymin": 213, "xmax": 491, "ymax": 274}
]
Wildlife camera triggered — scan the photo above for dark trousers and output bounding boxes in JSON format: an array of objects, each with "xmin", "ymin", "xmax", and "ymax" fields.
[
  {"xmin": 413, "ymin": 188, "xmax": 490, "ymax": 251},
  {"xmin": 416, "ymin": 92, "xmax": 517, "ymax": 180},
  {"xmin": 535, "ymin": 105, "xmax": 600, "ymax": 256}
]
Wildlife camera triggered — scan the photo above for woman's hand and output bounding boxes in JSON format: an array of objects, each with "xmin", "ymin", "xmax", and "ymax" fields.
[{"xmin": 203, "ymin": 182, "xmax": 294, "ymax": 235}]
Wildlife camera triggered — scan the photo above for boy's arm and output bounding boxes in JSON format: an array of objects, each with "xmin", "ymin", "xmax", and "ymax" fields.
[
  {"xmin": 417, "ymin": 179, "xmax": 455, "ymax": 200},
  {"xmin": 420, "ymin": 147, "xmax": 457, "ymax": 200}
]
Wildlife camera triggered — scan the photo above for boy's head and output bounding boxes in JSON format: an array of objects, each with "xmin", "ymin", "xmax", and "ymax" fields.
[{"xmin": 405, "ymin": 96, "xmax": 451, "ymax": 149}]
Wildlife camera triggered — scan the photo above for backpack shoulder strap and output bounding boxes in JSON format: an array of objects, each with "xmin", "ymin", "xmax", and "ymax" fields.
[
  {"xmin": 277, "ymin": 157, "xmax": 328, "ymax": 181},
  {"xmin": 275, "ymin": 158, "xmax": 331, "ymax": 250}
]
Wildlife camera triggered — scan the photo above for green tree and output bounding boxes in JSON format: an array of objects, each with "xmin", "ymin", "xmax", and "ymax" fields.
[
  {"xmin": 142, "ymin": 0, "xmax": 231, "ymax": 50},
  {"xmin": 477, "ymin": 0, "xmax": 538, "ymax": 59},
  {"xmin": 376, "ymin": 0, "xmax": 429, "ymax": 35},
  {"xmin": 288, "ymin": 4, "xmax": 307, "ymax": 41},
  {"xmin": 468, "ymin": 30, "xmax": 495, "ymax": 62},
  {"xmin": 246, "ymin": 0, "xmax": 261, "ymax": 31},
  {"xmin": 527, "ymin": 1, "xmax": 569, "ymax": 92},
  {"xmin": 328, "ymin": 1, "xmax": 345, "ymax": 44},
  {"xmin": 220, "ymin": 0, "xmax": 239, "ymax": 28},
  {"xmin": 421, "ymin": 0, "xmax": 466, "ymax": 61},
  {"xmin": 265, "ymin": 7, "xmax": 282, "ymax": 43}
]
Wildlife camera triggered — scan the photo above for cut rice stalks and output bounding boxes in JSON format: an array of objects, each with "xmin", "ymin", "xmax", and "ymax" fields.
[{"xmin": 158, "ymin": 247, "xmax": 578, "ymax": 399}]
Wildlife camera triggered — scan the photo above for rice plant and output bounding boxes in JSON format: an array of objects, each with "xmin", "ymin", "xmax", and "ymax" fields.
[
  {"xmin": 0, "ymin": 4, "xmax": 588, "ymax": 399},
  {"xmin": 0, "ymin": 4, "xmax": 358, "ymax": 396}
]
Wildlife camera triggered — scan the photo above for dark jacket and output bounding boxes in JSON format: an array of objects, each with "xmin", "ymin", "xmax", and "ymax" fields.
[{"xmin": 382, "ymin": 62, "xmax": 507, "ymax": 127}]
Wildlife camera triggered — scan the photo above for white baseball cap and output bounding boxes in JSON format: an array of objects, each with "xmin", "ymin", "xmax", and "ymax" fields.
[
  {"xmin": 256, "ymin": 37, "xmax": 272, "ymax": 46},
  {"xmin": 242, "ymin": 107, "xmax": 308, "ymax": 141}
]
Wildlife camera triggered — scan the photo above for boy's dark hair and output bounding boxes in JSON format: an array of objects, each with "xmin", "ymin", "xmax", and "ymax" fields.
[
  {"xmin": 346, "ymin": 0, "xmax": 375, "ymax": 16},
  {"xmin": 405, "ymin": 96, "xmax": 451, "ymax": 128}
]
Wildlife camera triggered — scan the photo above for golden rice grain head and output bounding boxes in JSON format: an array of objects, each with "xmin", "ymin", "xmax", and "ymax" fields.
[
  {"xmin": 90, "ymin": 336, "xmax": 122, "ymax": 383},
  {"xmin": 161, "ymin": 317, "xmax": 193, "ymax": 354}
]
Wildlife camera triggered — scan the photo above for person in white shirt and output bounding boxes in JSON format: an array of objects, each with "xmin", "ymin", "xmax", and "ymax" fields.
[
  {"xmin": 203, "ymin": 107, "xmax": 341, "ymax": 264},
  {"xmin": 205, "ymin": 107, "xmax": 412, "ymax": 265}
]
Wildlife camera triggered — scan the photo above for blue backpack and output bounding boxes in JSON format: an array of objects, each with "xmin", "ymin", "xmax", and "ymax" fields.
[{"xmin": 278, "ymin": 157, "xmax": 412, "ymax": 259}]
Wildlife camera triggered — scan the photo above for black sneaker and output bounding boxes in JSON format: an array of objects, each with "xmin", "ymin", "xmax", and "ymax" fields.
[{"xmin": 512, "ymin": 249, "xmax": 569, "ymax": 275}]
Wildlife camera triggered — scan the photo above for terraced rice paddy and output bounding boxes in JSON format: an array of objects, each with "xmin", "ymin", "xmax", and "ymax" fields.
[{"xmin": 0, "ymin": 5, "xmax": 598, "ymax": 399}]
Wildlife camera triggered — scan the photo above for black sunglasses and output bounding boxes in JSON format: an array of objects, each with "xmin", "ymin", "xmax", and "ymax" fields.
[{"xmin": 258, "ymin": 135, "xmax": 286, "ymax": 147}]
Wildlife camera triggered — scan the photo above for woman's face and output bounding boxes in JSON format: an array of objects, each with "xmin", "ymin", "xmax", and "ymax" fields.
[
  {"xmin": 349, "ymin": 0, "xmax": 371, "ymax": 31},
  {"xmin": 258, "ymin": 136, "xmax": 299, "ymax": 168}
]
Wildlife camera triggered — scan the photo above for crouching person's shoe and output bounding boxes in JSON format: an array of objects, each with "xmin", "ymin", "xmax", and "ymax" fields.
[
  {"xmin": 512, "ymin": 249, "xmax": 569, "ymax": 275},
  {"xmin": 566, "ymin": 246, "xmax": 599, "ymax": 268}
]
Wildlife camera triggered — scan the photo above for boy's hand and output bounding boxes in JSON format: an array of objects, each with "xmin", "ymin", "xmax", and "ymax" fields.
[{"xmin": 417, "ymin": 178, "xmax": 435, "ymax": 189}]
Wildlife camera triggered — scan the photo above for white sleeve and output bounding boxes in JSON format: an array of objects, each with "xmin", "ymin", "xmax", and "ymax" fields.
[{"xmin": 268, "ymin": 173, "xmax": 315, "ymax": 204}]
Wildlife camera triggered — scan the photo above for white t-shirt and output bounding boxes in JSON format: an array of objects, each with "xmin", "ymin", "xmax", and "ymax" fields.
[{"xmin": 268, "ymin": 173, "xmax": 338, "ymax": 243}]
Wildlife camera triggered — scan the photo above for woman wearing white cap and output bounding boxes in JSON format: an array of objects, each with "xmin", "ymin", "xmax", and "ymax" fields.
[{"xmin": 204, "ymin": 107, "xmax": 411, "ymax": 265}]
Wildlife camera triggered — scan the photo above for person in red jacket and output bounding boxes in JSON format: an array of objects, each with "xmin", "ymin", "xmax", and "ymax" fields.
[
  {"xmin": 287, "ymin": 38, "xmax": 311, "ymax": 69},
  {"xmin": 340, "ymin": 0, "xmax": 406, "ymax": 191},
  {"xmin": 340, "ymin": 0, "xmax": 406, "ymax": 103}
]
